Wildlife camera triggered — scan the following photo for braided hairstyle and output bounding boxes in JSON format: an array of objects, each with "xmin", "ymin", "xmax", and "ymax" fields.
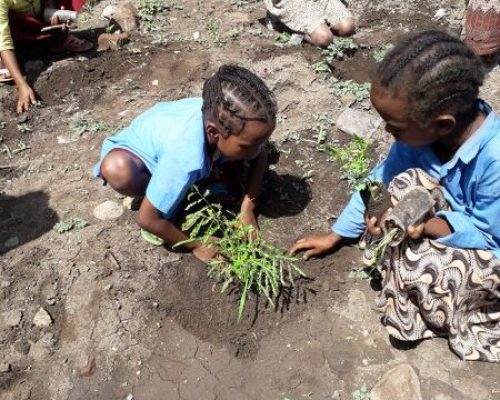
[
  {"xmin": 376, "ymin": 30, "xmax": 485, "ymax": 126},
  {"xmin": 202, "ymin": 65, "xmax": 277, "ymax": 136}
]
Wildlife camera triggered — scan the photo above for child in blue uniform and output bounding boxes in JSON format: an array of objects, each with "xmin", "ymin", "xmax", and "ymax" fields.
[
  {"xmin": 291, "ymin": 31, "xmax": 500, "ymax": 362},
  {"xmin": 94, "ymin": 65, "xmax": 277, "ymax": 263}
]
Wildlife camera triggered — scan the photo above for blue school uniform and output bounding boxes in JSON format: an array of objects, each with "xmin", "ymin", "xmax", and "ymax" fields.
[
  {"xmin": 332, "ymin": 100, "xmax": 500, "ymax": 258},
  {"xmin": 93, "ymin": 98, "xmax": 212, "ymax": 219}
]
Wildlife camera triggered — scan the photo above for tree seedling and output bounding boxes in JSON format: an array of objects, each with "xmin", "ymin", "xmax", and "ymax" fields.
[{"xmin": 176, "ymin": 187, "xmax": 306, "ymax": 320}]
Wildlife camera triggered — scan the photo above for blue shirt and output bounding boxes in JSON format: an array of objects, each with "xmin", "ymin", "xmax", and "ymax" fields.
[
  {"xmin": 94, "ymin": 98, "xmax": 212, "ymax": 218},
  {"xmin": 332, "ymin": 100, "xmax": 500, "ymax": 258}
]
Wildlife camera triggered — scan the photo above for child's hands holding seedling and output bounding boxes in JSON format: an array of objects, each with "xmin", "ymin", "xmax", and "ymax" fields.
[
  {"xmin": 289, "ymin": 232, "xmax": 342, "ymax": 260},
  {"xmin": 239, "ymin": 209, "xmax": 259, "ymax": 240},
  {"xmin": 364, "ymin": 208, "xmax": 392, "ymax": 236},
  {"xmin": 192, "ymin": 243, "xmax": 220, "ymax": 264}
]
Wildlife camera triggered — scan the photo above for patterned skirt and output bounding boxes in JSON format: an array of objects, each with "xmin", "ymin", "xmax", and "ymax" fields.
[
  {"xmin": 465, "ymin": 0, "xmax": 500, "ymax": 56},
  {"xmin": 363, "ymin": 169, "xmax": 500, "ymax": 362},
  {"xmin": 263, "ymin": 0, "xmax": 352, "ymax": 34}
]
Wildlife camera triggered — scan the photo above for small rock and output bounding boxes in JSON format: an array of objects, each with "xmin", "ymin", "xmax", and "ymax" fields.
[
  {"xmin": 97, "ymin": 32, "xmax": 130, "ymax": 51},
  {"xmin": 93, "ymin": 200, "xmax": 124, "ymax": 221},
  {"xmin": 370, "ymin": 363, "xmax": 422, "ymax": 400},
  {"xmin": 2, "ymin": 310, "xmax": 23, "ymax": 327},
  {"xmin": 0, "ymin": 280, "xmax": 11, "ymax": 288},
  {"xmin": 101, "ymin": 4, "xmax": 116, "ymax": 20},
  {"xmin": 432, "ymin": 8, "xmax": 448, "ymax": 21},
  {"xmin": 192, "ymin": 31, "xmax": 200, "ymax": 40},
  {"xmin": 124, "ymin": 394, "xmax": 134, "ymax": 400},
  {"xmin": 0, "ymin": 362, "xmax": 11, "ymax": 373},
  {"xmin": 4, "ymin": 236, "xmax": 19, "ymax": 248},
  {"xmin": 112, "ymin": 2, "xmax": 138, "ymax": 33},
  {"xmin": 151, "ymin": 80, "xmax": 159, "ymax": 86},
  {"xmin": 335, "ymin": 108, "xmax": 382, "ymax": 139},
  {"xmin": 33, "ymin": 308, "xmax": 52, "ymax": 328}
]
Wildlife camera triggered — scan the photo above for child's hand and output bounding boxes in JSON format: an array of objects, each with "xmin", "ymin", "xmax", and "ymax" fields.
[
  {"xmin": 17, "ymin": 84, "xmax": 36, "ymax": 113},
  {"xmin": 364, "ymin": 208, "xmax": 392, "ymax": 236},
  {"xmin": 50, "ymin": 6, "xmax": 70, "ymax": 30},
  {"xmin": 193, "ymin": 245, "xmax": 219, "ymax": 264},
  {"xmin": 239, "ymin": 210, "xmax": 259, "ymax": 240},
  {"xmin": 289, "ymin": 232, "xmax": 341, "ymax": 260},
  {"xmin": 407, "ymin": 217, "xmax": 451, "ymax": 240}
]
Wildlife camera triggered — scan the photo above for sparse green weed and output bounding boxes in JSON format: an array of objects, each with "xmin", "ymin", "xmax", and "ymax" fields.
[
  {"xmin": 228, "ymin": 28, "xmax": 240, "ymax": 39},
  {"xmin": 176, "ymin": 187, "xmax": 305, "ymax": 320},
  {"xmin": 352, "ymin": 384, "xmax": 371, "ymax": 400},
  {"xmin": 71, "ymin": 115, "xmax": 108, "ymax": 136},
  {"xmin": 206, "ymin": 18, "xmax": 223, "ymax": 46},
  {"xmin": 330, "ymin": 78, "xmax": 371, "ymax": 103},
  {"xmin": 323, "ymin": 39, "xmax": 358, "ymax": 62},
  {"xmin": 321, "ymin": 135, "xmax": 371, "ymax": 192},
  {"xmin": 276, "ymin": 31, "xmax": 291, "ymax": 44},
  {"xmin": 373, "ymin": 43, "xmax": 394, "ymax": 63},
  {"xmin": 311, "ymin": 61, "xmax": 330, "ymax": 73},
  {"xmin": 53, "ymin": 217, "xmax": 88, "ymax": 233},
  {"xmin": 250, "ymin": 27, "xmax": 268, "ymax": 38}
]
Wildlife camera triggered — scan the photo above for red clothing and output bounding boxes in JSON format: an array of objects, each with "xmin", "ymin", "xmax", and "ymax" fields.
[{"xmin": 9, "ymin": 0, "xmax": 87, "ymax": 44}]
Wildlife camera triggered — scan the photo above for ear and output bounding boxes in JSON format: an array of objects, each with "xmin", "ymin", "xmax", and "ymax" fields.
[
  {"xmin": 205, "ymin": 120, "xmax": 222, "ymax": 144},
  {"xmin": 433, "ymin": 114, "xmax": 456, "ymax": 137}
]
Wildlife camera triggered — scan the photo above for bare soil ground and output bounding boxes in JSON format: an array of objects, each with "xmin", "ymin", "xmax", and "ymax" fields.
[{"xmin": 1, "ymin": 0, "xmax": 499, "ymax": 399}]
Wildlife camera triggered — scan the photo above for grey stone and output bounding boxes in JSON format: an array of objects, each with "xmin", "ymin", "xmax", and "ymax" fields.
[
  {"xmin": 371, "ymin": 363, "xmax": 422, "ymax": 400},
  {"xmin": 335, "ymin": 108, "xmax": 383, "ymax": 139},
  {"xmin": 93, "ymin": 200, "xmax": 124, "ymax": 221},
  {"xmin": 2, "ymin": 310, "xmax": 22, "ymax": 327},
  {"xmin": 0, "ymin": 280, "xmax": 11, "ymax": 288},
  {"xmin": 0, "ymin": 362, "xmax": 11, "ymax": 373},
  {"xmin": 33, "ymin": 308, "xmax": 52, "ymax": 328}
]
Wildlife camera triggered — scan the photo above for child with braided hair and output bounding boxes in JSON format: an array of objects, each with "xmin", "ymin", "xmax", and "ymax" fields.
[
  {"xmin": 94, "ymin": 65, "xmax": 277, "ymax": 263},
  {"xmin": 291, "ymin": 30, "xmax": 500, "ymax": 362}
]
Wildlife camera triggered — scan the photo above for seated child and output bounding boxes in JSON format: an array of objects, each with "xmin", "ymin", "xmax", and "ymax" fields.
[
  {"xmin": 0, "ymin": 0, "xmax": 92, "ymax": 112},
  {"xmin": 94, "ymin": 65, "xmax": 277, "ymax": 263},
  {"xmin": 291, "ymin": 31, "xmax": 500, "ymax": 362},
  {"xmin": 264, "ymin": 0, "xmax": 355, "ymax": 48}
]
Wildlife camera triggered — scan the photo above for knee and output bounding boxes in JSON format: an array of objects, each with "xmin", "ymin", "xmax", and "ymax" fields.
[
  {"xmin": 100, "ymin": 152, "xmax": 133, "ymax": 191},
  {"xmin": 333, "ymin": 17, "xmax": 355, "ymax": 36},
  {"xmin": 308, "ymin": 25, "xmax": 334, "ymax": 48}
]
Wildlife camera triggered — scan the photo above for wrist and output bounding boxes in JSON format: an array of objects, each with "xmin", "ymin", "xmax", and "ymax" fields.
[
  {"xmin": 326, "ymin": 231, "xmax": 341, "ymax": 247},
  {"xmin": 241, "ymin": 196, "xmax": 256, "ymax": 212}
]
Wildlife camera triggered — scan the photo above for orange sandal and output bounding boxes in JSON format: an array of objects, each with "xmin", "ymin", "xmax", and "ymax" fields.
[{"xmin": 0, "ymin": 67, "xmax": 13, "ymax": 83}]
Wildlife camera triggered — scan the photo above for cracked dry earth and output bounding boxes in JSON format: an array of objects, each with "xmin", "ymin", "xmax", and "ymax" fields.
[{"xmin": 1, "ymin": 0, "xmax": 500, "ymax": 399}]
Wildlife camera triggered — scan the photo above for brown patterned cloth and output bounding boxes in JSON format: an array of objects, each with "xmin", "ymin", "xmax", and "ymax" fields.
[
  {"xmin": 465, "ymin": 0, "xmax": 500, "ymax": 55},
  {"xmin": 363, "ymin": 168, "xmax": 500, "ymax": 362}
]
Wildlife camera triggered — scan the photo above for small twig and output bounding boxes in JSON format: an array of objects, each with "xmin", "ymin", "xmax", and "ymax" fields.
[{"xmin": 106, "ymin": 251, "xmax": 121, "ymax": 270}]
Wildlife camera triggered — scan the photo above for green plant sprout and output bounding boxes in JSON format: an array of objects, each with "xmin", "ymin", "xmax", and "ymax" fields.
[
  {"xmin": 206, "ymin": 18, "xmax": 223, "ymax": 46},
  {"xmin": 71, "ymin": 115, "xmax": 108, "ymax": 136},
  {"xmin": 322, "ymin": 38, "xmax": 358, "ymax": 62},
  {"xmin": 276, "ymin": 31, "xmax": 291, "ymax": 44},
  {"xmin": 321, "ymin": 135, "xmax": 372, "ymax": 192},
  {"xmin": 53, "ymin": 217, "xmax": 88, "ymax": 233},
  {"xmin": 176, "ymin": 187, "xmax": 305, "ymax": 320},
  {"xmin": 352, "ymin": 384, "xmax": 371, "ymax": 400},
  {"xmin": 330, "ymin": 78, "xmax": 371, "ymax": 103},
  {"xmin": 373, "ymin": 43, "xmax": 394, "ymax": 63}
]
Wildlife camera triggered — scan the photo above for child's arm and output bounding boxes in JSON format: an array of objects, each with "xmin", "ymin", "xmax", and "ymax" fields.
[
  {"xmin": 239, "ymin": 147, "xmax": 268, "ymax": 228},
  {"xmin": 137, "ymin": 197, "xmax": 218, "ymax": 263},
  {"xmin": 0, "ymin": 50, "xmax": 36, "ymax": 113}
]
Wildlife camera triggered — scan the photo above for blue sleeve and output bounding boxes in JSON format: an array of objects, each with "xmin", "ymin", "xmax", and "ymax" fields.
[
  {"xmin": 145, "ymin": 154, "xmax": 199, "ymax": 219},
  {"xmin": 331, "ymin": 141, "xmax": 417, "ymax": 238},
  {"xmin": 436, "ymin": 160, "xmax": 500, "ymax": 250}
]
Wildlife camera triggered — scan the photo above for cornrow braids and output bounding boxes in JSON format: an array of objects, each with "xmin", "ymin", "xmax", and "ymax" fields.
[
  {"xmin": 202, "ymin": 65, "xmax": 277, "ymax": 136},
  {"xmin": 376, "ymin": 30, "xmax": 485, "ymax": 125}
]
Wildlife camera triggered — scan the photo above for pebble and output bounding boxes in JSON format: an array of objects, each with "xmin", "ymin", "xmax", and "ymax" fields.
[
  {"xmin": 33, "ymin": 308, "xmax": 53, "ymax": 328},
  {"xmin": 0, "ymin": 280, "xmax": 11, "ymax": 288},
  {"xmin": 192, "ymin": 31, "xmax": 200, "ymax": 40},
  {"xmin": 93, "ymin": 200, "xmax": 124, "ymax": 221},
  {"xmin": 370, "ymin": 363, "xmax": 422, "ymax": 400},
  {"xmin": 2, "ymin": 310, "xmax": 23, "ymax": 327},
  {"xmin": 124, "ymin": 394, "xmax": 134, "ymax": 400},
  {"xmin": 0, "ymin": 362, "xmax": 11, "ymax": 373}
]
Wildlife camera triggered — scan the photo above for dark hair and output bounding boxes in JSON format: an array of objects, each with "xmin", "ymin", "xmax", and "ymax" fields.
[
  {"xmin": 375, "ymin": 30, "xmax": 485, "ymax": 125},
  {"xmin": 202, "ymin": 65, "xmax": 277, "ymax": 135}
]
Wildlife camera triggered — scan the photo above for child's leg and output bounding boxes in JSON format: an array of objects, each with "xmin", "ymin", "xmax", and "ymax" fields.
[
  {"xmin": 306, "ymin": 23, "xmax": 334, "ymax": 48},
  {"xmin": 99, "ymin": 149, "xmax": 151, "ymax": 197},
  {"xmin": 330, "ymin": 17, "xmax": 355, "ymax": 37}
]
